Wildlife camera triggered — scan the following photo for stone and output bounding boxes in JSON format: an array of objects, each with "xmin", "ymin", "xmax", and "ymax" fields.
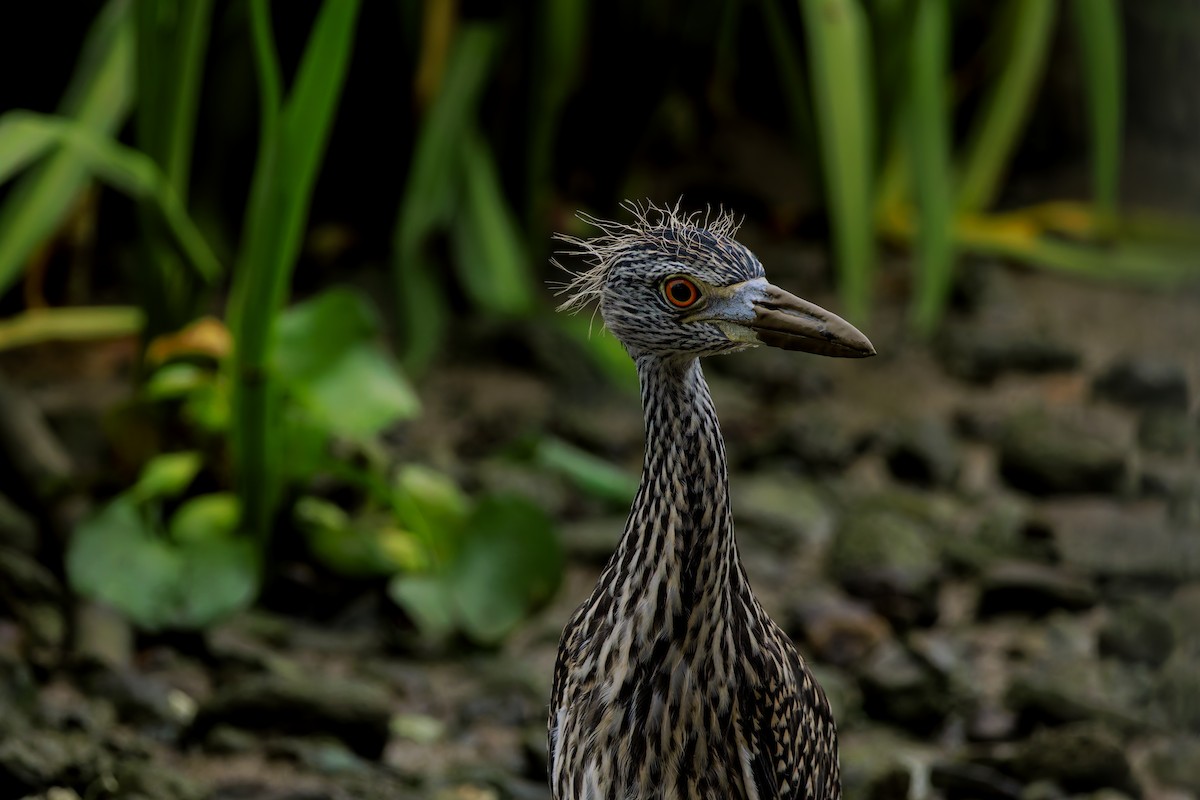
[
  {"xmin": 1005, "ymin": 656, "xmax": 1153, "ymax": 731},
  {"xmin": 1094, "ymin": 357, "xmax": 1189, "ymax": 411},
  {"xmin": 884, "ymin": 417, "xmax": 962, "ymax": 489},
  {"xmin": 733, "ymin": 472, "xmax": 835, "ymax": 552},
  {"xmin": 784, "ymin": 588, "xmax": 892, "ymax": 669},
  {"xmin": 930, "ymin": 761, "xmax": 1023, "ymax": 800},
  {"xmin": 1042, "ymin": 500, "xmax": 1200, "ymax": 584},
  {"xmin": 829, "ymin": 504, "xmax": 941, "ymax": 628},
  {"xmin": 775, "ymin": 408, "xmax": 861, "ymax": 473},
  {"xmin": 1157, "ymin": 654, "xmax": 1200, "ymax": 732},
  {"xmin": 998, "ymin": 409, "xmax": 1128, "ymax": 496},
  {"xmin": 1009, "ymin": 722, "xmax": 1137, "ymax": 794},
  {"xmin": 936, "ymin": 322, "xmax": 1080, "ymax": 383},
  {"xmin": 977, "ymin": 561, "xmax": 1097, "ymax": 618},
  {"xmin": 1137, "ymin": 409, "xmax": 1194, "ymax": 455},
  {"xmin": 1098, "ymin": 600, "xmax": 1175, "ymax": 667},
  {"xmin": 190, "ymin": 673, "xmax": 392, "ymax": 759},
  {"xmin": 1146, "ymin": 735, "xmax": 1200, "ymax": 791},
  {"xmin": 856, "ymin": 640, "xmax": 952, "ymax": 734}
]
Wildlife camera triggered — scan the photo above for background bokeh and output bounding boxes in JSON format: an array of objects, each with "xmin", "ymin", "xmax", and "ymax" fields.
[{"xmin": 0, "ymin": 1, "xmax": 1198, "ymax": 798}]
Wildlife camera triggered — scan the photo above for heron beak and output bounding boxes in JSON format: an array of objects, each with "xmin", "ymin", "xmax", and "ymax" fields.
[{"xmin": 748, "ymin": 284, "xmax": 876, "ymax": 358}]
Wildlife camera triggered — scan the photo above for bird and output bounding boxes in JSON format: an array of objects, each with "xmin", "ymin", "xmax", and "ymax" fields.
[{"xmin": 547, "ymin": 202, "xmax": 875, "ymax": 800}]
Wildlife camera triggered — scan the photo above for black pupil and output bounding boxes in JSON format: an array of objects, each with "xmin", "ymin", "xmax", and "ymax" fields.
[{"xmin": 669, "ymin": 281, "xmax": 692, "ymax": 304}]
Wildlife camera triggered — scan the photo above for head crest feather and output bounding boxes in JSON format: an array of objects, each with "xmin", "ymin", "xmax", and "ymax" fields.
[{"xmin": 551, "ymin": 199, "xmax": 742, "ymax": 314}]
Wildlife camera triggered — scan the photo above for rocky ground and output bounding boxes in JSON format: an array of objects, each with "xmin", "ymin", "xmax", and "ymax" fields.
[{"xmin": 0, "ymin": 250, "xmax": 1198, "ymax": 800}]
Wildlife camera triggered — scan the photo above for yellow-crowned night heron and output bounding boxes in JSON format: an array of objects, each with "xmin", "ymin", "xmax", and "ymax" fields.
[{"xmin": 548, "ymin": 203, "xmax": 875, "ymax": 799}]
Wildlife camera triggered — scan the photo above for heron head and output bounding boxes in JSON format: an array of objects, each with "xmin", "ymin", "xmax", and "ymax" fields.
[{"xmin": 554, "ymin": 202, "xmax": 876, "ymax": 361}]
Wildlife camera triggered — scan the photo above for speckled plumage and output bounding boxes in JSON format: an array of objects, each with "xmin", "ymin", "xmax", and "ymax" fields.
[{"xmin": 548, "ymin": 203, "xmax": 846, "ymax": 800}]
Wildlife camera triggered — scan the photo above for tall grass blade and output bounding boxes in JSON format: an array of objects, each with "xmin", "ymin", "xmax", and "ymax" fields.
[
  {"xmin": 393, "ymin": 24, "xmax": 501, "ymax": 370},
  {"xmin": 761, "ymin": 0, "xmax": 814, "ymax": 151},
  {"xmin": 134, "ymin": 0, "xmax": 215, "ymax": 337},
  {"xmin": 956, "ymin": 0, "xmax": 1055, "ymax": 213},
  {"xmin": 1069, "ymin": 0, "xmax": 1123, "ymax": 220},
  {"xmin": 799, "ymin": 0, "xmax": 876, "ymax": 319},
  {"xmin": 228, "ymin": 0, "xmax": 361, "ymax": 544},
  {"xmin": 906, "ymin": 0, "xmax": 955, "ymax": 335},
  {"xmin": 0, "ymin": 0, "xmax": 134, "ymax": 297},
  {"xmin": 526, "ymin": 0, "xmax": 588, "ymax": 233},
  {"xmin": 0, "ymin": 306, "xmax": 143, "ymax": 351},
  {"xmin": 453, "ymin": 129, "xmax": 537, "ymax": 315},
  {"xmin": 0, "ymin": 112, "xmax": 219, "ymax": 283}
]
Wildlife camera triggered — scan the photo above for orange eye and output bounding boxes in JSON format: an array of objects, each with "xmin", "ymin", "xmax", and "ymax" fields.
[{"xmin": 662, "ymin": 277, "xmax": 700, "ymax": 309}]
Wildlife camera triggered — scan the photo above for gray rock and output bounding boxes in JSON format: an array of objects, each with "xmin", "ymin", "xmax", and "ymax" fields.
[
  {"xmin": 838, "ymin": 728, "xmax": 934, "ymax": 800},
  {"xmin": 1098, "ymin": 600, "xmax": 1175, "ymax": 667},
  {"xmin": 977, "ymin": 561, "xmax": 1097, "ymax": 618},
  {"xmin": 1043, "ymin": 500, "xmax": 1200, "ymax": 583},
  {"xmin": 1005, "ymin": 656, "xmax": 1155, "ymax": 731},
  {"xmin": 1146, "ymin": 734, "xmax": 1200, "ymax": 790},
  {"xmin": 808, "ymin": 663, "xmax": 863, "ymax": 729},
  {"xmin": 965, "ymin": 703, "xmax": 1018, "ymax": 742},
  {"xmin": 0, "ymin": 731, "xmax": 109, "ymax": 798},
  {"xmin": 190, "ymin": 673, "xmax": 392, "ymax": 759},
  {"xmin": 930, "ymin": 761, "xmax": 1023, "ymax": 800},
  {"xmin": 884, "ymin": 417, "xmax": 962, "ymax": 489},
  {"xmin": 775, "ymin": 408, "xmax": 861, "ymax": 472},
  {"xmin": 1009, "ymin": 722, "xmax": 1137, "ymax": 794},
  {"xmin": 1157, "ymin": 654, "xmax": 1200, "ymax": 732},
  {"xmin": 936, "ymin": 322, "xmax": 1080, "ymax": 383},
  {"xmin": 856, "ymin": 640, "xmax": 952, "ymax": 733},
  {"xmin": 829, "ymin": 503, "xmax": 942, "ymax": 628},
  {"xmin": 1094, "ymin": 357, "xmax": 1189, "ymax": 411},
  {"xmin": 733, "ymin": 472, "xmax": 835, "ymax": 552},
  {"xmin": 1137, "ymin": 409, "xmax": 1194, "ymax": 455},
  {"xmin": 784, "ymin": 588, "xmax": 891, "ymax": 669},
  {"xmin": 998, "ymin": 409, "xmax": 1128, "ymax": 496}
]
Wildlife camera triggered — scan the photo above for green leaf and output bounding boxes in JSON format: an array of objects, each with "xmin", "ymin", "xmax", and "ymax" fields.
[
  {"xmin": 144, "ymin": 362, "xmax": 209, "ymax": 400},
  {"xmin": 228, "ymin": 0, "xmax": 361, "ymax": 545},
  {"xmin": 170, "ymin": 492, "xmax": 240, "ymax": 544},
  {"xmin": 67, "ymin": 496, "xmax": 180, "ymax": 630},
  {"xmin": 0, "ymin": 112, "xmax": 220, "ymax": 285},
  {"xmin": 0, "ymin": 113, "xmax": 59, "ymax": 184},
  {"xmin": 451, "ymin": 128, "xmax": 536, "ymax": 316},
  {"xmin": 388, "ymin": 573, "xmax": 458, "ymax": 640},
  {"xmin": 555, "ymin": 313, "xmax": 639, "ymax": 394},
  {"xmin": 69, "ymin": 493, "xmax": 258, "ymax": 630},
  {"xmin": 394, "ymin": 465, "xmax": 470, "ymax": 542},
  {"xmin": 276, "ymin": 288, "xmax": 420, "ymax": 439},
  {"xmin": 296, "ymin": 496, "xmax": 420, "ymax": 577},
  {"xmin": 534, "ymin": 436, "xmax": 638, "ymax": 507},
  {"xmin": 451, "ymin": 495, "xmax": 562, "ymax": 645},
  {"xmin": 0, "ymin": 0, "xmax": 134, "ymax": 296},
  {"xmin": 0, "ymin": 305, "xmax": 143, "ymax": 352},
  {"xmin": 1069, "ymin": 0, "xmax": 1123, "ymax": 219},
  {"xmin": 173, "ymin": 536, "xmax": 259, "ymax": 628},
  {"xmin": 275, "ymin": 287, "xmax": 379, "ymax": 382},
  {"xmin": 905, "ymin": 0, "xmax": 956, "ymax": 335},
  {"xmin": 799, "ymin": 0, "xmax": 877, "ymax": 320},
  {"xmin": 393, "ymin": 23, "xmax": 502, "ymax": 370},
  {"xmin": 304, "ymin": 347, "xmax": 417, "ymax": 439},
  {"xmin": 956, "ymin": 0, "xmax": 1056, "ymax": 212},
  {"xmin": 131, "ymin": 451, "xmax": 202, "ymax": 502}
]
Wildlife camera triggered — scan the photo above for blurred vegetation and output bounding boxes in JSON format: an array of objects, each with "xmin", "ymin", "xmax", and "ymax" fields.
[{"xmin": 0, "ymin": 0, "xmax": 1196, "ymax": 641}]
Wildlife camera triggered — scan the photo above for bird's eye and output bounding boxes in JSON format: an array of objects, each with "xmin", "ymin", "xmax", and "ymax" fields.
[{"xmin": 662, "ymin": 277, "xmax": 700, "ymax": 309}]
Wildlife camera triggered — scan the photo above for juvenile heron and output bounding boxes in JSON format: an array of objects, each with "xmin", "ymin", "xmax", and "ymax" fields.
[{"xmin": 548, "ymin": 203, "xmax": 875, "ymax": 800}]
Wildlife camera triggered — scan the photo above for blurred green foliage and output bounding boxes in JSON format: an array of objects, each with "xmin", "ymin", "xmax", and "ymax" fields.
[{"xmin": 1, "ymin": 0, "xmax": 1196, "ymax": 638}]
